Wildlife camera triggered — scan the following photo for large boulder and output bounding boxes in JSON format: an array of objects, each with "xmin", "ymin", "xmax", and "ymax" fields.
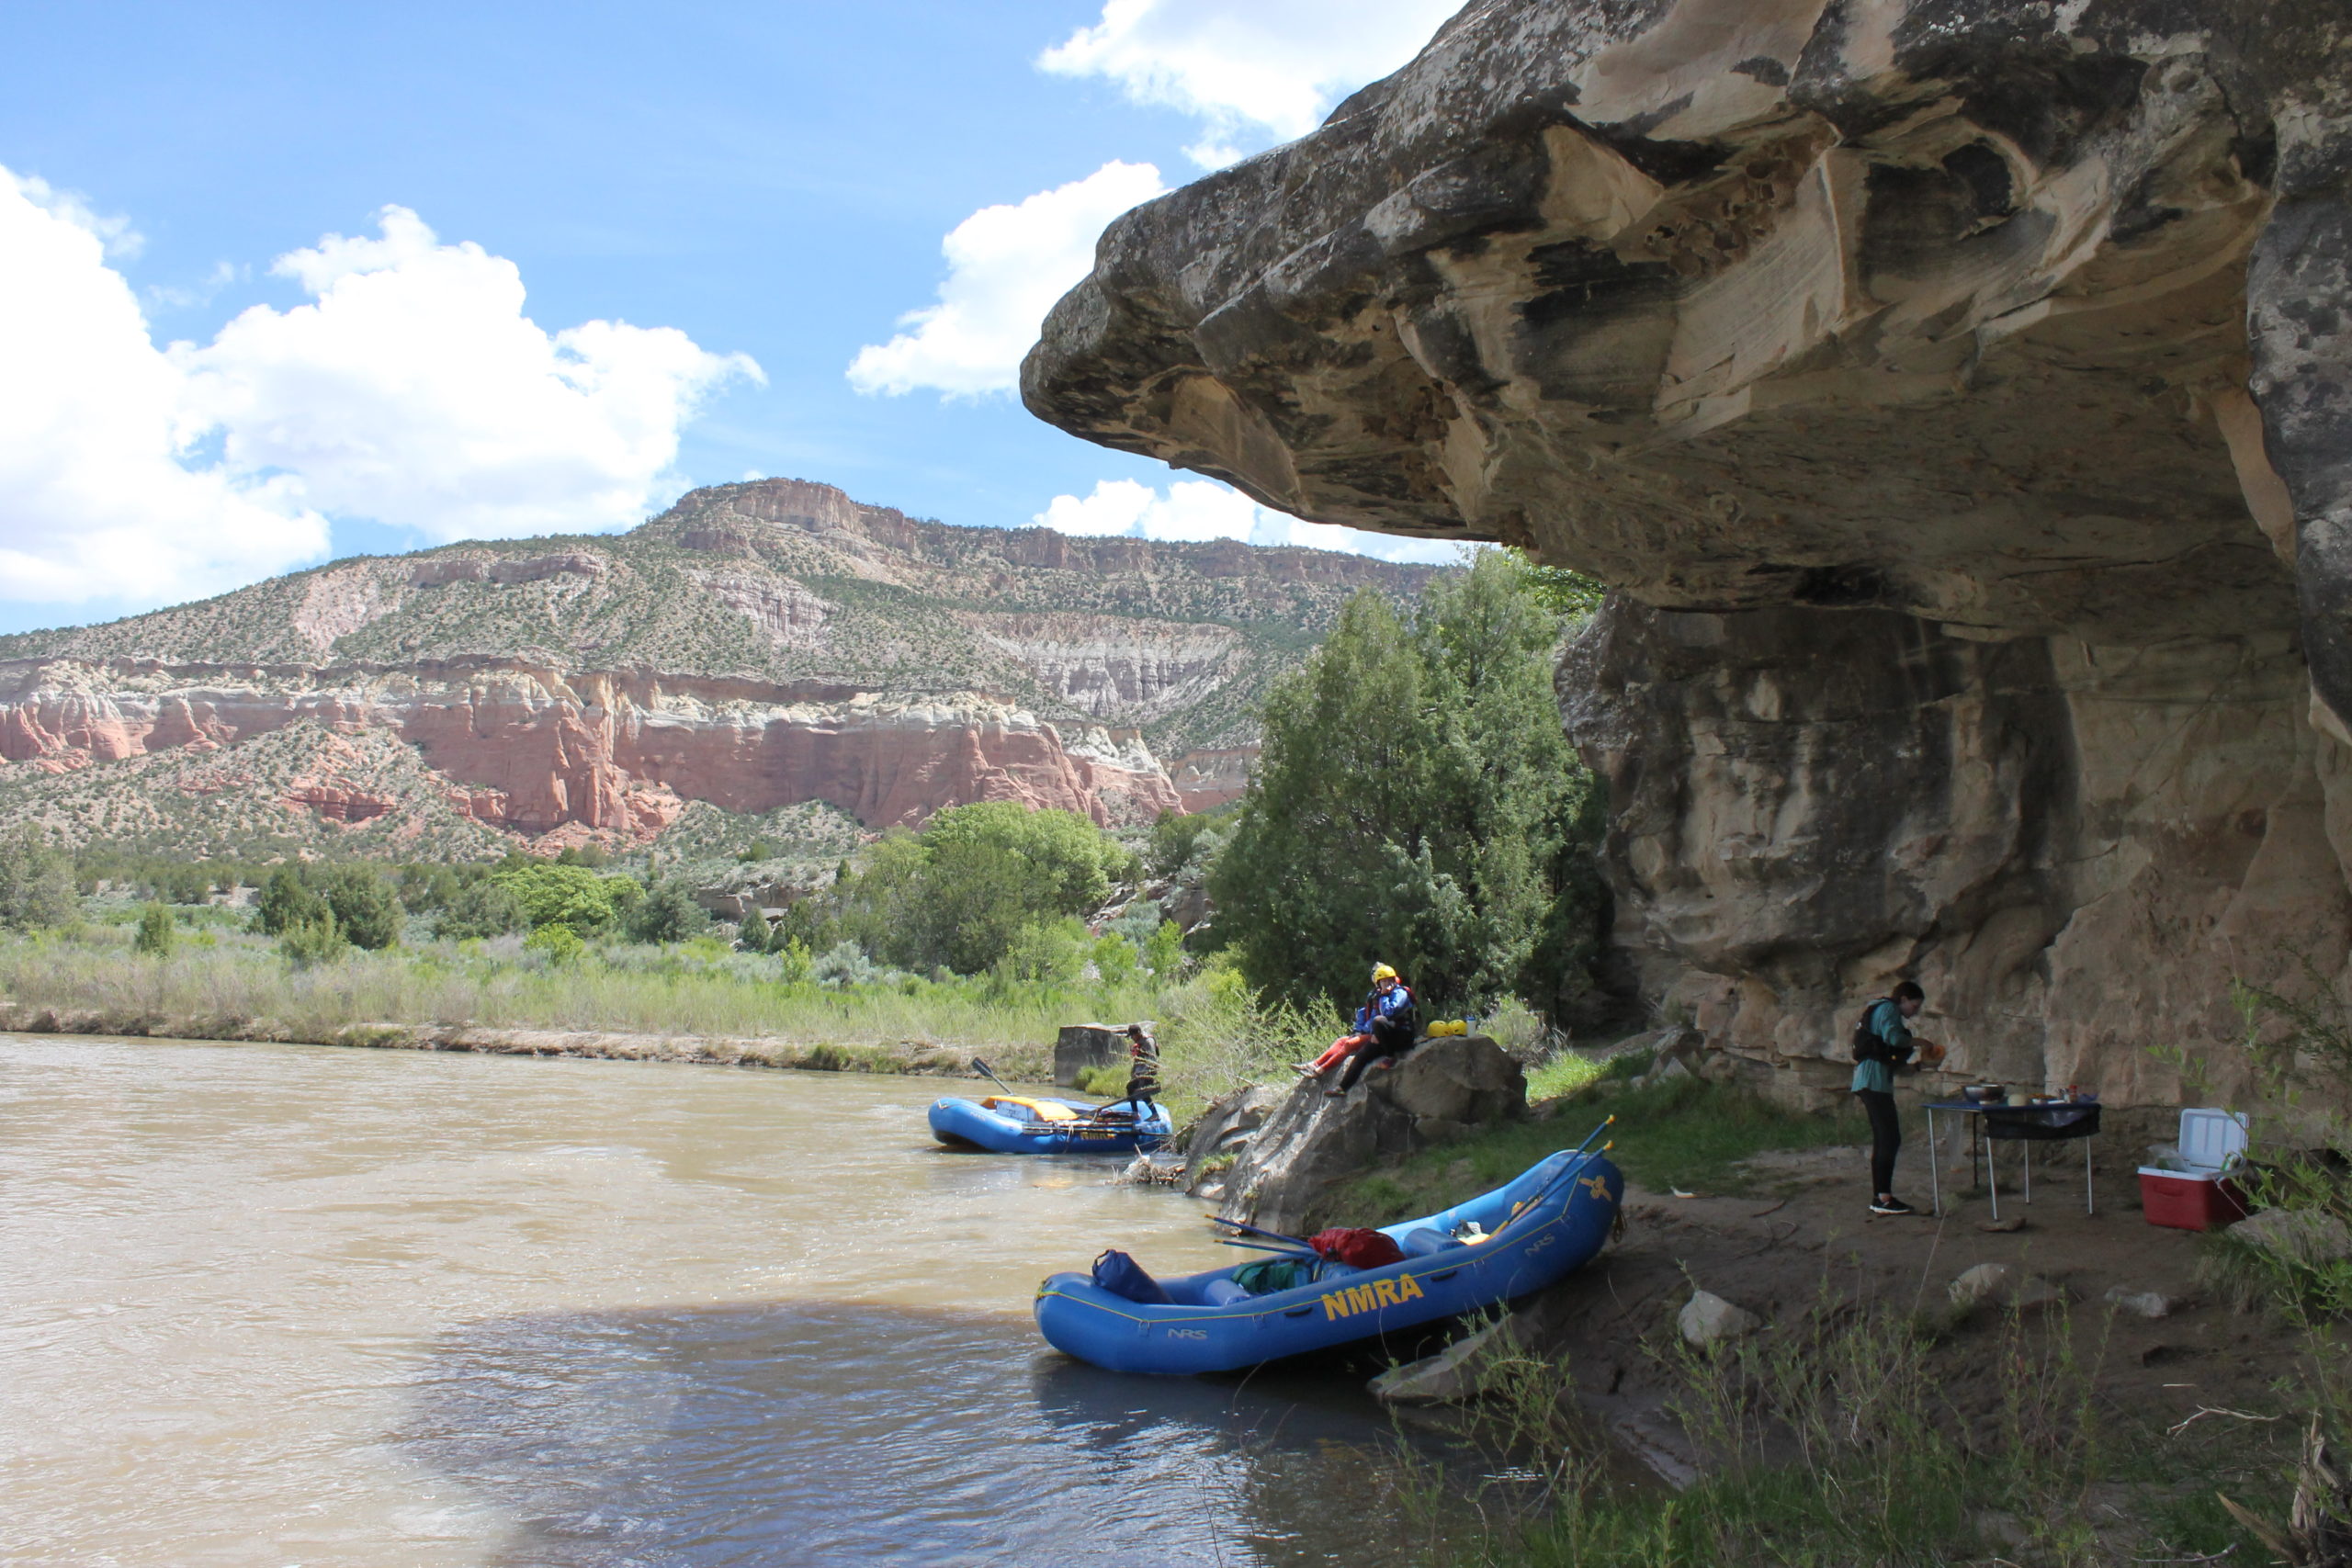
[
  {"xmin": 1053, "ymin": 1023, "xmax": 1126, "ymax": 1087},
  {"xmin": 1023, "ymin": 0, "xmax": 2352, "ymax": 1109},
  {"xmin": 1368, "ymin": 1311, "xmax": 1524, "ymax": 1405},
  {"xmin": 2226, "ymin": 1207, "xmax": 2352, "ymax": 1269},
  {"xmin": 1213, "ymin": 1034, "xmax": 1527, "ymax": 1234},
  {"xmin": 1181, "ymin": 1081, "xmax": 1288, "ymax": 1201}
]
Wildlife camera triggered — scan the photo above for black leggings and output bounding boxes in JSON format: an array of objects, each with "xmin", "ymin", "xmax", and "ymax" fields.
[
  {"xmin": 1856, "ymin": 1089, "xmax": 1901, "ymax": 1196},
  {"xmin": 1337, "ymin": 1016, "xmax": 1417, "ymax": 1090}
]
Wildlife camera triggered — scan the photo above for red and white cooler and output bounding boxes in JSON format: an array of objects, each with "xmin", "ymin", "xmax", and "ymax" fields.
[{"xmin": 2137, "ymin": 1107, "xmax": 2251, "ymax": 1230}]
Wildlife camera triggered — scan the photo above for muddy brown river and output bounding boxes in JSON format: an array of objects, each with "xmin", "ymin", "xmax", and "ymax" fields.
[{"xmin": 0, "ymin": 1035, "xmax": 1479, "ymax": 1566}]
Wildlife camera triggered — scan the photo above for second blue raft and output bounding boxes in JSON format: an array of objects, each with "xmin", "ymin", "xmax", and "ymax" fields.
[{"xmin": 928, "ymin": 1093, "xmax": 1174, "ymax": 1155}]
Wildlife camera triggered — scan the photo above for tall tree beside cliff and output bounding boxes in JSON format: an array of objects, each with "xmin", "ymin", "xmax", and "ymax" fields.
[{"xmin": 1207, "ymin": 552, "xmax": 1604, "ymax": 1020}]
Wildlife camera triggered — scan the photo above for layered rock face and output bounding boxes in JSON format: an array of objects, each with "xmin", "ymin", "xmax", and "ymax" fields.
[
  {"xmin": 0, "ymin": 479, "xmax": 1441, "ymax": 852},
  {"xmin": 1023, "ymin": 0, "xmax": 2352, "ymax": 1103}
]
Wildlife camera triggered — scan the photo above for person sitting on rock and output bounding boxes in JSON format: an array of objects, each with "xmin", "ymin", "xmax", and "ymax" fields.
[
  {"xmin": 1851, "ymin": 980, "xmax": 1946, "ymax": 1216},
  {"xmin": 1326, "ymin": 963, "xmax": 1419, "ymax": 1098},
  {"xmin": 1295, "ymin": 1026, "xmax": 1371, "ymax": 1080}
]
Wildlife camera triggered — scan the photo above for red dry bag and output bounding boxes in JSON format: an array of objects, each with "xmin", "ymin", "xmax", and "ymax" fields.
[{"xmin": 1307, "ymin": 1227, "xmax": 1406, "ymax": 1269}]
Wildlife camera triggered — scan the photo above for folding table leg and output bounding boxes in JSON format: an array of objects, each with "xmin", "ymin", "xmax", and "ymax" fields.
[
  {"xmin": 1928, "ymin": 1109, "xmax": 1942, "ymax": 1217},
  {"xmin": 1986, "ymin": 1126, "xmax": 2000, "ymax": 1222}
]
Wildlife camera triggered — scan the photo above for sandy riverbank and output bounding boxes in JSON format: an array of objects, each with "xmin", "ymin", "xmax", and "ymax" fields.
[{"xmin": 0, "ymin": 1003, "xmax": 1037, "ymax": 1078}]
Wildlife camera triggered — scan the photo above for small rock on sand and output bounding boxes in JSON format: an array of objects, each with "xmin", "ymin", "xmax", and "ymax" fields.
[
  {"xmin": 1950, "ymin": 1262, "xmax": 2064, "ymax": 1310},
  {"xmin": 1679, "ymin": 1289, "xmax": 1761, "ymax": 1346},
  {"xmin": 2103, "ymin": 1287, "xmax": 2174, "ymax": 1318}
]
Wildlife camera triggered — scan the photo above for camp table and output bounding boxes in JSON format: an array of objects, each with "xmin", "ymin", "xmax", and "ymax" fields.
[{"xmin": 1924, "ymin": 1100, "xmax": 2101, "ymax": 1220}]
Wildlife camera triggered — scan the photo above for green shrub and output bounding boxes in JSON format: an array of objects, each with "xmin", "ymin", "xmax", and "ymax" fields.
[
  {"xmin": 1148, "ymin": 809, "xmax": 1216, "ymax": 877},
  {"xmin": 1143, "ymin": 919, "xmax": 1187, "ymax": 981},
  {"xmin": 1091, "ymin": 932, "xmax": 1139, "ymax": 988},
  {"xmin": 132, "ymin": 902, "xmax": 175, "ymax": 958},
  {"xmin": 623, "ymin": 880, "xmax": 707, "ymax": 944},
  {"xmin": 435, "ymin": 876, "xmax": 526, "ymax": 940},
  {"xmin": 992, "ymin": 918, "xmax": 1089, "ymax": 988},
  {"xmin": 254, "ymin": 867, "xmax": 325, "ymax": 936},
  {"xmin": 401, "ymin": 865, "xmax": 461, "ymax": 914},
  {"xmin": 820, "ymin": 804, "xmax": 1137, "ymax": 976},
  {"xmin": 323, "ymin": 865, "xmax": 402, "ymax": 951},
  {"xmin": 278, "ymin": 911, "xmax": 345, "ymax": 967},
  {"xmin": 492, "ymin": 860, "xmax": 624, "ymax": 934},
  {"xmin": 523, "ymin": 924, "xmax": 586, "ymax": 965}
]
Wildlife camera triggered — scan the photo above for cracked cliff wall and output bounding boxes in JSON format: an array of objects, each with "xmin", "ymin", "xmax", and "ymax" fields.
[{"xmin": 1022, "ymin": 0, "xmax": 2352, "ymax": 1104}]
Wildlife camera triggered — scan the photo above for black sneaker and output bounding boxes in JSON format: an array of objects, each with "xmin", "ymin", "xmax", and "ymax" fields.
[{"xmin": 1869, "ymin": 1196, "xmax": 1917, "ymax": 1216}]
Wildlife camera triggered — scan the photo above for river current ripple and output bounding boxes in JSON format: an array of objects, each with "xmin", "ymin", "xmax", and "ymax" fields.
[{"xmin": 0, "ymin": 1035, "xmax": 1465, "ymax": 1566}]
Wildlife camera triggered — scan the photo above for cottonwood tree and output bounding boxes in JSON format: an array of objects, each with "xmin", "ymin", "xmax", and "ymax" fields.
[{"xmin": 828, "ymin": 803, "xmax": 1136, "ymax": 976}]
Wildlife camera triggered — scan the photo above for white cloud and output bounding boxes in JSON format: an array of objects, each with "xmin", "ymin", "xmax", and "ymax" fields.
[
  {"xmin": 1038, "ymin": 0, "xmax": 1462, "ymax": 166},
  {"xmin": 0, "ymin": 169, "xmax": 324, "ymax": 604},
  {"xmin": 11, "ymin": 170, "xmax": 144, "ymax": 259},
  {"xmin": 1037, "ymin": 478, "xmax": 1462, "ymax": 564},
  {"xmin": 847, "ymin": 161, "xmax": 1166, "ymax": 399},
  {"xmin": 177, "ymin": 206, "xmax": 762, "ymax": 543},
  {"xmin": 0, "ymin": 177, "xmax": 760, "ymax": 606}
]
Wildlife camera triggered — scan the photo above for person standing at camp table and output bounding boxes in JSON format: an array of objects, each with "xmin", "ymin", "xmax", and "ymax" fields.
[
  {"xmin": 1851, "ymin": 980, "xmax": 1945, "ymax": 1215},
  {"xmin": 1327, "ymin": 963, "xmax": 1419, "ymax": 1097}
]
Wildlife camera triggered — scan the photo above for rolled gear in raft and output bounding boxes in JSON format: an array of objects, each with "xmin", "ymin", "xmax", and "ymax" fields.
[
  {"xmin": 927, "ymin": 1093, "xmax": 1174, "ymax": 1155},
  {"xmin": 1033, "ymin": 1146, "xmax": 1622, "ymax": 1374}
]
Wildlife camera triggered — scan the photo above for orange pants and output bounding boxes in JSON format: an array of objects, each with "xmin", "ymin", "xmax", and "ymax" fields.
[{"xmin": 1311, "ymin": 1033, "xmax": 1371, "ymax": 1074}]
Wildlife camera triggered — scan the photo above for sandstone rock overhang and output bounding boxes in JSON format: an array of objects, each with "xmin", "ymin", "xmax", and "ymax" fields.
[
  {"xmin": 1023, "ymin": 0, "xmax": 2352, "ymax": 1105},
  {"xmin": 1023, "ymin": 0, "xmax": 2345, "ymax": 661}
]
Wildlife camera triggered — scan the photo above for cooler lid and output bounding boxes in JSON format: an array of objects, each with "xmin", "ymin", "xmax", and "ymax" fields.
[{"xmin": 2177, "ymin": 1107, "xmax": 2249, "ymax": 1171}]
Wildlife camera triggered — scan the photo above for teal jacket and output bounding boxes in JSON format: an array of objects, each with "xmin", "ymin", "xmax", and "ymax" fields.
[{"xmin": 1849, "ymin": 998, "xmax": 1914, "ymax": 1095}]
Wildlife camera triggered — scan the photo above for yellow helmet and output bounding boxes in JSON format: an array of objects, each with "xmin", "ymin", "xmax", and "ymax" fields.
[{"xmin": 1371, "ymin": 963, "xmax": 1398, "ymax": 982}]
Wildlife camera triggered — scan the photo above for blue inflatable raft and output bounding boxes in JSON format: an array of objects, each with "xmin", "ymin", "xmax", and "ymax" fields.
[
  {"xmin": 1034, "ymin": 1146, "xmax": 1621, "ymax": 1374},
  {"xmin": 928, "ymin": 1093, "xmax": 1174, "ymax": 1155}
]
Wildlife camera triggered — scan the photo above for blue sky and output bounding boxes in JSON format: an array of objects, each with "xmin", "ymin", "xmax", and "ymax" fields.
[{"xmin": 0, "ymin": 1, "xmax": 1462, "ymax": 636}]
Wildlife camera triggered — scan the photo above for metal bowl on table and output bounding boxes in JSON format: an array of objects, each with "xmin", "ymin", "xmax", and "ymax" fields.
[{"xmin": 1962, "ymin": 1084, "xmax": 2004, "ymax": 1104}]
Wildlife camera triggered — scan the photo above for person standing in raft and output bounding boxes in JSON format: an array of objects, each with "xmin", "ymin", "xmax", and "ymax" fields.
[
  {"xmin": 1852, "ymin": 980, "xmax": 1946, "ymax": 1216},
  {"xmin": 1104, "ymin": 1022, "xmax": 1159, "ymax": 1120},
  {"xmin": 1323, "ymin": 963, "xmax": 1419, "ymax": 1098}
]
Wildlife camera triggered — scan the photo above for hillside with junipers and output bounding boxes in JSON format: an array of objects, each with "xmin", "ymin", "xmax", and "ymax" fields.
[{"xmin": 0, "ymin": 479, "xmax": 1447, "ymax": 859}]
